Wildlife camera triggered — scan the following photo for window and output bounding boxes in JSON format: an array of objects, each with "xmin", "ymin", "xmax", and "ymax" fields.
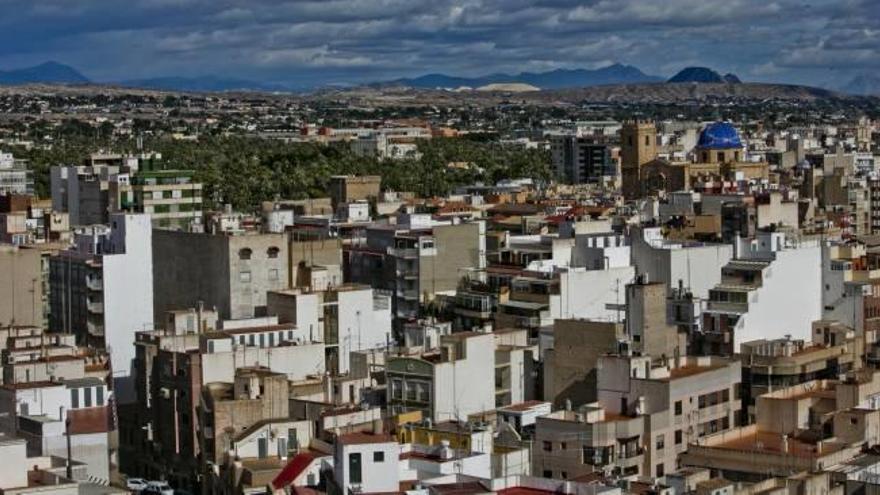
[
  {"xmin": 71, "ymin": 389, "xmax": 79, "ymax": 408},
  {"xmin": 656, "ymin": 463, "xmax": 664, "ymax": 477},
  {"xmin": 561, "ymin": 472, "xmax": 568, "ymax": 479},
  {"xmin": 267, "ymin": 247, "xmax": 280, "ymax": 259},
  {"xmin": 240, "ymin": 271, "xmax": 251, "ymax": 283},
  {"xmin": 239, "ymin": 248, "xmax": 252, "ymax": 260},
  {"xmin": 349, "ymin": 453, "xmax": 362, "ymax": 484},
  {"xmin": 656, "ymin": 435, "xmax": 664, "ymax": 450},
  {"xmin": 543, "ymin": 470, "xmax": 552, "ymax": 478},
  {"xmin": 675, "ymin": 430, "xmax": 683, "ymax": 445},
  {"xmin": 269, "ymin": 268, "xmax": 279, "ymax": 281},
  {"xmin": 543, "ymin": 441, "xmax": 552, "ymax": 452},
  {"xmin": 84, "ymin": 387, "xmax": 93, "ymax": 407},
  {"xmin": 373, "ymin": 451, "xmax": 385, "ymax": 462},
  {"xmin": 674, "ymin": 400, "xmax": 682, "ymax": 415},
  {"xmin": 96, "ymin": 387, "xmax": 104, "ymax": 406},
  {"xmin": 560, "ymin": 442, "xmax": 567, "ymax": 451}
]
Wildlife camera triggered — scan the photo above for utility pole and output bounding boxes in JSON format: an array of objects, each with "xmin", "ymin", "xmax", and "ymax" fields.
[{"xmin": 65, "ymin": 409, "xmax": 73, "ymax": 479}]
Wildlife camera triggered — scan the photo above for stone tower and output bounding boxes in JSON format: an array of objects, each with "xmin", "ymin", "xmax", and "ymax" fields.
[{"xmin": 620, "ymin": 120, "xmax": 657, "ymax": 200}]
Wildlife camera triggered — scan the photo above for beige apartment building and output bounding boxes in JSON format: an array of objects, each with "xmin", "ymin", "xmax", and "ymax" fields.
[
  {"xmin": 681, "ymin": 369, "xmax": 880, "ymax": 481},
  {"xmin": 535, "ymin": 354, "xmax": 742, "ymax": 480}
]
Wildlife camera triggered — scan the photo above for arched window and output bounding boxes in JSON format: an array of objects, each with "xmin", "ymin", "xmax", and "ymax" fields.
[
  {"xmin": 267, "ymin": 246, "xmax": 280, "ymax": 259},
  {"xmin": 239, "ymin": 248, "xmax": 252, "ymax": 260}
]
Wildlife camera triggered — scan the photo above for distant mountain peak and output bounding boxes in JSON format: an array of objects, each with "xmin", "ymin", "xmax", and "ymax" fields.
[
  {"xmin": 668, "ymin": 67, "xmax": 740, "ymax": 84},
  {"xmin": 0, "ymin": 61, "xmax": 89, "ymax": 85}
]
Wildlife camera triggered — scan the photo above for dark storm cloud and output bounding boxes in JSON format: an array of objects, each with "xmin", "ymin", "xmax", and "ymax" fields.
[{"xmin": 0, "ymin": 0, "xmax": 876, "ymax": 86}]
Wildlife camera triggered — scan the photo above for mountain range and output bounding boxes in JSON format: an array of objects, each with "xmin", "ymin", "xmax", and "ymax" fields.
[
  {"xmin": 0, "ymin": 61, "xmax": 877, "ymax": 97},
  {"xmin": 382, "ymin": 64, "xmax": 663, "ymax": 89}
]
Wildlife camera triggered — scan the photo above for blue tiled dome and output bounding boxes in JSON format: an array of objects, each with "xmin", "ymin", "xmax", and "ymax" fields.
[{"xmin": 697, "ymin": 122, "xmax": 743, "ymax": 149}]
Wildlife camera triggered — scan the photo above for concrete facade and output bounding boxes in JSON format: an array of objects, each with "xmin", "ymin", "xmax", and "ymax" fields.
[{"xmin": 152, "ymin": 230, "xmax": 289, "ymax": 321}]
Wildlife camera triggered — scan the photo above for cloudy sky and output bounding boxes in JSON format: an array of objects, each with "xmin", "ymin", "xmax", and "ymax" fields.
[{"xmin": 0, "ymin": 0, "xmax": 877, "ymax": 88}]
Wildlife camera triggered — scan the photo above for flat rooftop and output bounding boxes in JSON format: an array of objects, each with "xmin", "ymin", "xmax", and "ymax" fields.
[{"xmin": 710, "ymin": 431, "xmax": 845, "ymax": 459}]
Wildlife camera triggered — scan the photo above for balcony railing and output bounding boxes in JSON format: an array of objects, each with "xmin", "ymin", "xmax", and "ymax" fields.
[{"xmin": 388, "ymin": 247, "xmax": 418, "ymax": 259}]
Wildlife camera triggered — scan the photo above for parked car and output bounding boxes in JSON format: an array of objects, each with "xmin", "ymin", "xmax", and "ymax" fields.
[
  {"xmin": 126, "ymin": 478, "xmax": 148, "ymax": 492},
  {"xmin": 142, "ymin": 481, "xmax": 174, "ymax": 495}
]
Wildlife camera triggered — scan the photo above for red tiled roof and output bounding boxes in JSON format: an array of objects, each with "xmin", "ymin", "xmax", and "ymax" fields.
[{"xmin": 272, "ymin": 452, "xmax": 315, "ymax": 490}]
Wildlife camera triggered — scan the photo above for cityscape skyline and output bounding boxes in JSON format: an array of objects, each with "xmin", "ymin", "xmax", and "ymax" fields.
[{"xmin": 0, "ymin": 0, "xmax": 877, "ymax": 89}]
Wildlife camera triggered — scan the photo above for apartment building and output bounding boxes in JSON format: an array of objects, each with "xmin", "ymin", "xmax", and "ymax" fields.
[
  {"xmin": 345, "ymin": 217, "xmax": 485, "ymax": 321},
  {"xmin": 606, "ymin": 354, "xmax": 742, "ymax": 478},
  {"xmin": 200, "ymin": 368, "xmax": 291, "ymax": 477},
  {"xmin": 329, "ymin": 175, "xmax": 381, "ymax": 208},
  {"xmin": 631, "ymin": 226, "xmax": 733, "ymax": 300},
  {"xmin": 701, "ymin": 231, "xmax": 822, "ymax": 354},
  {"xmin": 114, "ymin": 167, "xmax": 203, "ymax": 230},
  {"xmin": 550, "ymin": 134, "xmax": 615, "ymax": 184},
  {"xmin": 48, "ymin": 213, "xmax": 153, "ymax": 400},
  {"xmin": 0, "ymin": 150, "xmax": 34, "ymax": 195},
  {"xmin": 152, "ymin": 229, "xmax": 289, "ymax": 320},
  {"xmin": 51, "ymin": 152, "xmax": 202, "ymax": 229},
  {"xmin": 387, "ymin": 332, "xmax": 512, "ymax": 421},
  {"xmin": 533, "ymin": 403, "xmax": 646, "ymax": 480},
  {"xmin": 543, "ymin": 320, "xmax": 624, "ymax": 408},
  {"xmin": 121, "ymin": 308, "xmax": 324, "ymax": 489},
  {"xmin": 267, "ymin": 284, "xmax": 391, "ymax": 375},
  {"xmin": 681, "ymin": 370, "xmax": 880, "ymax": 480},
  {"xmin": 739, "ymin": 321, "xmax": 862, "ymax": 421},
  {"xmin": 0, "ymin": 329, "xmax": 114, "ymax": 485}
]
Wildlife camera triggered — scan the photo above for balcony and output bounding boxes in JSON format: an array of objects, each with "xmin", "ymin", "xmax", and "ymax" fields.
[
  {"xmin": 396, "ymin": 288, "xmax": 419, "ymax": 300},
  {"xmin": 388, "ymin": 247, "xmax": 418, "ymax": 259},
  {"xmin": 396, "ymin": 266, "xmax": 419, "ymax": 279},
  {"xmin": 85, "ymin": 277, "xmax": 103, "ymax": 291},
  {"xmin": 87, "ymin": 301, "xmax": 104, "ymax": 314}
]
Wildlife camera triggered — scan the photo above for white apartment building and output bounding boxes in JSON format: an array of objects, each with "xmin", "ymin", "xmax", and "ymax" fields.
[
  {"xmin": 631, "ymin": 226, "xmax": 733, "ymax": 299},
  {"xmin": 267, "ymin": 285, "xmax": 392, "ymax": 375},
  {"xmin": 0, "ymin": 150, "xmax": 34, "ymax": 195},
  {"xmin": 702, "ymin": 231, "xmax": 822, "ymax": 353},
  {"xmin": 49, "ymin": 213, "xmax": 154, "ymax": 401}
]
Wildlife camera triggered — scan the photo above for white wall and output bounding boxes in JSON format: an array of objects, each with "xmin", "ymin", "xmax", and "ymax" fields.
[
  {"xmin": 551, "ymin": 266, "xmax": 635, "ymax": 322},
  {"xmin": 201, "ymin": 342, "xmax": 325, "ymax": 384},
  {"xmin": 335, "ymin": 441, "xmax": 399, "ymax": 494},
  {"xmin": 632, "ymin": 228, "xmax": 732, "ymax": 298},
  {"xmin": 102, "ymin": 214, "xmax": 154, "ymax": 402},
  {"xmin": 43, "ymin": 430, "xmax": 110, "ymax": 482},
  {"xmin": 0, "ymin": 439, "xmax": 28, "ymax": 489},
  {"xmin": 732, "ymin": 246, "xmax": 823, "ymax": 350},
  {"xmin": 433, "ymin": 333, "xmax": 495, "ymax": 421},
  {"xmin": 337, "ymin": 289, "xmax": 392, "ymax": 375}
]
